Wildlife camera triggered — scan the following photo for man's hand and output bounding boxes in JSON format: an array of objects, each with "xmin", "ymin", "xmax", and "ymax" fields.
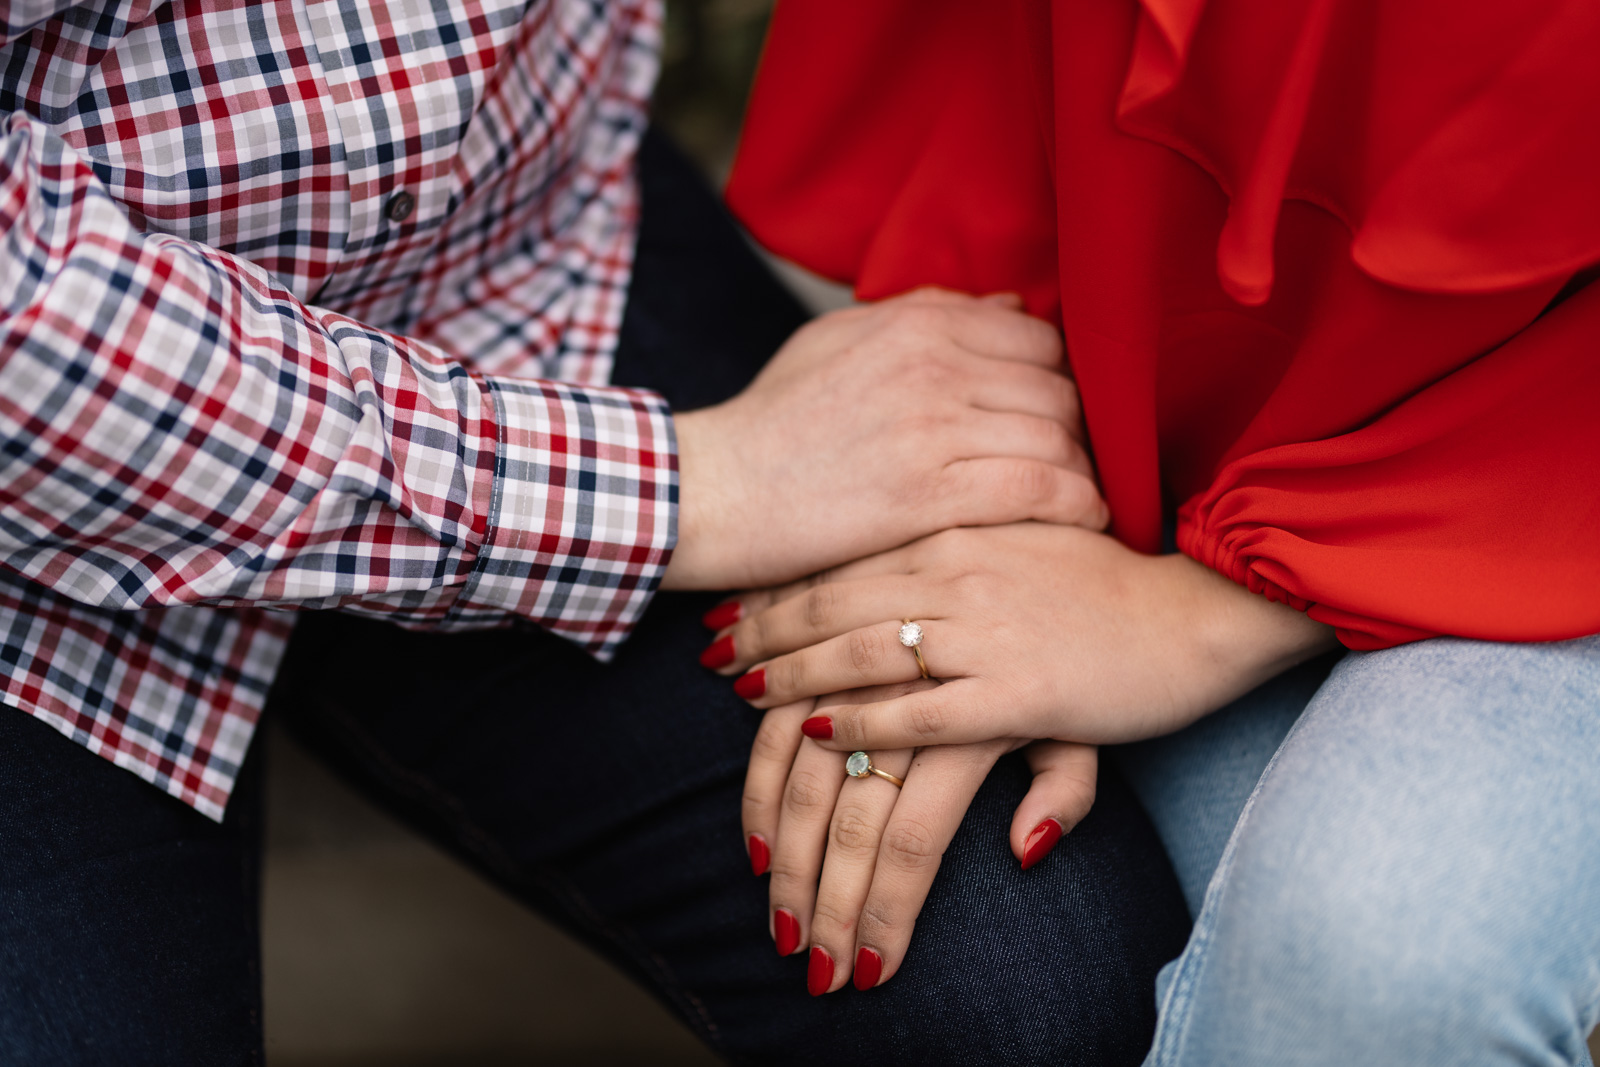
[{"xmin": 661, "ymin": 288, "xmax": 1103, "ymax": 590}]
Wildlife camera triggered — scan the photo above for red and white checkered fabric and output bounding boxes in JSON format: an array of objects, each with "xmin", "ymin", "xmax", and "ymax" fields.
[{"xmin": 0, "ymin": 0, "xmax": 673, "ymax": 819}]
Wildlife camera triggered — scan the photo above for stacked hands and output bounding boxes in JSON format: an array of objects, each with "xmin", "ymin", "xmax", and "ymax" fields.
[{"xmin": 666, "ymin": 288, "xmax": 1334, "ymax": 998}]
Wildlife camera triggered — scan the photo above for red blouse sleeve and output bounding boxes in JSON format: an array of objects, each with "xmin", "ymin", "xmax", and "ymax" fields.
[
  {"xmin": 729, "ymin": 0, "xmax": 1600, "ymax": 649},
  {"xmin": 1177, "ymin": 277, "xmax": 1600, "ymax": 648}
]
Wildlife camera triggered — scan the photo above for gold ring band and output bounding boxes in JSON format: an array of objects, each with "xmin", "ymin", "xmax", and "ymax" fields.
[
  {"xmin": 846, "ymin": 751, "xmax": 904, "ymax": 789},
  {"xmin": 899, "ymin": 619, "xmax": 931, "ymax": 680}
]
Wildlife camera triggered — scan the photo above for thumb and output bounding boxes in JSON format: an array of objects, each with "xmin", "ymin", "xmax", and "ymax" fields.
[{"xmin": 1011, "ymin": 742, "xmax": 1099, "ymax": 870}]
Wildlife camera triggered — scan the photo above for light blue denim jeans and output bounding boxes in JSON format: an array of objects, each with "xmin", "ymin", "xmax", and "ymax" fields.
[{"xmin": 1113, "ymin": 635, "xmax": 1600, "ymax": 1066}]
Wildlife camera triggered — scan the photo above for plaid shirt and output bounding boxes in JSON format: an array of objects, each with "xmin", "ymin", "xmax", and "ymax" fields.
[{"xmin": 0, "ymin": 0, "xmax": 674, "ymax": 819}]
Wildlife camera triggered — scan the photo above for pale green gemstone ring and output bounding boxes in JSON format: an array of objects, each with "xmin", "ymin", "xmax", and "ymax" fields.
[{"xmin": 845, "ymin": 750, "xmax": 904, "ymax": 789}]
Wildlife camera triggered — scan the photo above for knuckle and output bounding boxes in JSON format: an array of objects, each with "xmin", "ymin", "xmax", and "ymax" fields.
[
  {"xmin": 907, "ymin": 697, "xmax": 949, "ymax": 740},
  {"xmin": 1037, "ymin": 417, "xmax": 1073, "ymax": 459},
  {"xmin": 803, "ymin": 585, "xmax": 838, "ymax": 632},
  {"xmin": 887, "ymin": 303, "xmax": 941, "ymax": 334},
  {"xmin": 925, "ymin": 525, "xmax": 974, "ymax": 557},
  {"xmin": 766, "ymin": 857, "xmax": 808, "ymax": 887},
  {"xmin": 830, "ymin": 809, "xmax": 881, "ymax": 855},
  {"xmin": 809, "ymin": 898, "xmax": 859, "ymax": 937},
  {"xmin": 883, "ymin": 819, "xmax": 941, "ymax": 870},
  {"xmin": 745, "ymin": 611, "xmax": 772, "ymax": 656},
  {"xmin": 783, "ymin": 769, "xmax": 832, "ymax": 815},
  {"xmin": 749, "ymin": 718, "xmax": 794, "ymax": 764},
  {"xmin": 894, "ymin": 409, "xmax": 946, "ymax": 446},
  {"xmin": 740, "ymin": 786, "xmax": 771, "ymax": 815},
  {"xmin": 846, "ymin": 627, "xmax": 886, "ymax": 676},
  {"xmin": 773, "ymin": 654, "xmax": 805, "ymax": 696},
  {"xmin": 857, "ymin": 900, "xmax": 902, "ymax": 944},
  {"xmin": 949, "ymin": 569, "xmax": 990, "ymax": 606},
  {"xmin": 1000, "ymin": 459, "xmax": 1054, "ymax": 506}
]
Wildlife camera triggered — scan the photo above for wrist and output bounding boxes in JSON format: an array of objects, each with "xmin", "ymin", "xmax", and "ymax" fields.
[
  {"xmin": 661, "ymin": 406, "xmax": 738, "ymax": 590},
  {"xmin": 1165, "ymin": 551, "xmax": 1339, "ymax": 709}
]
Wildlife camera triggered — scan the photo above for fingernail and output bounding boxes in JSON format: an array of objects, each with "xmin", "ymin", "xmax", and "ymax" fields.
[
  {"xmin": 800, "ymin": 716, "xmax": 832, "ymax": 740},
  {"xmin": 701, "ymin": 601, "xmax": 742, "ymax": 630},
  {"xmin": 774, "ymin": 908, "xmax": 801, "ymax": 956},
  {"xmin": 807, "ymin": 946, "xmax": 834, "ymax": 996},
  {"xmin": 699, "ymin": 635, "xmax": 735, "ymax": 669},
  {"xmin": 734, "ymin": 669, "xmax": 766, "ymax": 700},
  {"xmin": 1021, "ymin": 818, "xmax": 1065, "ymax": 870},
  {"xmin": 853, "ymin": 946, "xmax": 883, "ymax": 990},
  {"xmin": 747, "ymin": 833, "xmax": 770, "ymax": 877}
]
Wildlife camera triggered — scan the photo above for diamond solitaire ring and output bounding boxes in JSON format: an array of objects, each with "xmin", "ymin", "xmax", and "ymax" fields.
[
  {"xmin": 899, "ymin": 619, "xmax": 931, "ymax": 680},
  {"xmin": 846, "ymin": 751, "xmax": 904, "ymax": 789}
]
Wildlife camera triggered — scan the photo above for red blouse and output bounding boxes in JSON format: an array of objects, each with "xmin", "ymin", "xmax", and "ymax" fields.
[{"xmin": 726, "ymin": 0, "xmax": 1600, "ymax": 649}]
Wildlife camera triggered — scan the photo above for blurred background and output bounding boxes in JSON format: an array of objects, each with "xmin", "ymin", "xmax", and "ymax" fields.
[{"xmin": 259, "ymin": 3, "xmax": 1600, "ymax": 1064}]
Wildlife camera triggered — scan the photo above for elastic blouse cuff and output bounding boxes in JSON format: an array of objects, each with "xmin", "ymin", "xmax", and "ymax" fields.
[{"xmin": 1176, "ymin": 510, "xmax": 1440, "ymax": 652}]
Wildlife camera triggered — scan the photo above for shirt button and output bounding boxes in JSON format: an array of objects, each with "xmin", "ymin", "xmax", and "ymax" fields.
[{"xmin": 385, "ymin": 191, "xmax": 415, "ymax": 223}]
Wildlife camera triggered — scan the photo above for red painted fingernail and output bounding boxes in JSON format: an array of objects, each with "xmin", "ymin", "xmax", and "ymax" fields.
[
  {"xmin": 699, "ymin": 635, "xmax": 735, "ymax": 669},
  {"xmin": 774, "ymin": 908, "xmax": 801, "ymax": 956},
  {"xmin": 734, "ymin": 669, "xmax": 766, "ymax": 700},
  {"xmin": 1021, "ymin": 818, "xmax": 1065, "ymax": 870},
  {"xmin": 800, "ymin": 716, "xmax": 833, "ymax": 740},
  {"xmin": 807, "ymin": 946, "xmax": 834, "ymax": 997},
  {"xmin": 747, "ymin": 834, "xmax": 770, "ymax": 877},
  {"xmin": 853, "ymin": 946, "xmax": 883, "ymax": 990},
  {"xmin": 701, "ymin": 601, "xmax": 742, "ymax": 630}
]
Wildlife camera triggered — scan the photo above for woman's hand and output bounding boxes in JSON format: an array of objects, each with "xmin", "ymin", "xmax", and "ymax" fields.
[
  {"xmin": 707, "ymin": 523, "xmax": 1338, "ymax": 749},
  {"xmin": 662, "ymin": 289, "xmax": 1105, "ymax": 591},
  {"xmin": 740, "ymin": 682, "xmax": 1100, "ymax": 992}
]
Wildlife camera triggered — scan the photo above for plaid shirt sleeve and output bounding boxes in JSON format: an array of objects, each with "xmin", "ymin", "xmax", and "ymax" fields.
[
  {"xmin": 0, "ymin": 112, "xmax": 677, "ymax": 658},
  {"xmin": 1, "ymin": 1, "xmax": 86, "ymax": 45}
]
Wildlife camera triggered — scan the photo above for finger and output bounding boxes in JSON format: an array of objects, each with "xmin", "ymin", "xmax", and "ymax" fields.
[
  {"xmin": 978, "ymin": 291, "xmax": 1025, "ymax": 309},
  {"xmin": 951, "ymin": 411, "xmax": 1094, "ymax": 479},
  {"xmin": 769, "ymin": 741, "xmax": 848, "ymax": 956},
  {"xmin": 734, "ymin": 620, "xmax": 961, "ymax": 710},
  {"xmin": 853, "ymin": 741, "xmax": 1008, "ymax": 989},
  {"xmin": 944, "ymin": 306, "xmax": 1063, "ymax": 368},
  {"xmin": 741, "ymin": 699, "xmax": 816, "ymax": 876},
  {"xmin": 879, "ymin": 287, "xmax": 1064, "ymax": 368},
  {"xmin": 888, "ymin": 285, "xmax": 985, "ymax": 307},
  {"xmin": 966, "ymin": 362, "xmax": 1084, "ymax": 433},
  {"xmin": 802, "ymin": 678, "xmax": 1026, "ymax": 752},
  {"xmin": 938, "ymin": 457, "xmax": 1109, "ymax": 531},
  {"xmin": 806, "ymin": 746, "xmax": 915, "ymax": 995},
  {"xmin": 1011, "ymin": 742, "xmax": 1099, "ymax": 870},
  {"xmin": 712, "ymin": 575, "xmax": 929, "ymax": 676}
]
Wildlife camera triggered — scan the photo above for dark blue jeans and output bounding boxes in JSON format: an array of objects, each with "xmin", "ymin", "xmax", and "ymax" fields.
[{"xmin": 0, "ymin": 131, "xmax": 1191, "ymax": 1066}]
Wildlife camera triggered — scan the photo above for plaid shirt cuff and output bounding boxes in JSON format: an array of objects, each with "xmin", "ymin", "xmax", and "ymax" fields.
[{"xmin": 450, "ymin": 378, "xmax": 678, "ymax": 658}]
